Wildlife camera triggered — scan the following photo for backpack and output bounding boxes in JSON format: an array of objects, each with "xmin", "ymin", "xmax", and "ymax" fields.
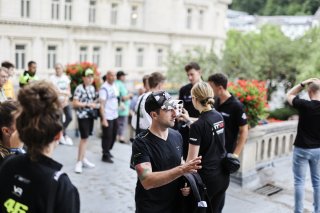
[{"xmin": 181, "ymin": 173, "xmax": 213, "ymax": 213}]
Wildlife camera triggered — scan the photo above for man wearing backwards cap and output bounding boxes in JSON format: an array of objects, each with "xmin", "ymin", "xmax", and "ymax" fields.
[{"xmin": 132, "ymin": 90, "xmax": 202, "ymax": 213}]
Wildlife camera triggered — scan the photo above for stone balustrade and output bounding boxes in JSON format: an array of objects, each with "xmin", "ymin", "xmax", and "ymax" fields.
[{"xmin": 231, "ymin": 120, "xmax": 298, "ymax": 187}]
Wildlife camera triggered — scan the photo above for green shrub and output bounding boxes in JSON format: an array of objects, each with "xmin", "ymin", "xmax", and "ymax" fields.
[{"xmin": 268, "ymin": 107, "xmax": 298, "ymax": 120}]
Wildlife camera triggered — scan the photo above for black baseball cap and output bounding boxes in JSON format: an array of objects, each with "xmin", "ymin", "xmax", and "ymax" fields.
[
  {"xmin": 116, "ymin": 71, "xmax": 127, "ymax": 79},
  {"xmin": 145, "ymin": 91, "xmax": 183, "ymax": 114}
]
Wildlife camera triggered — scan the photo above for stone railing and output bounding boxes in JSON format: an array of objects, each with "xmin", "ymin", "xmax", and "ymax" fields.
[{"xmin": 231, "ymin": 120, "xmax": 298, "ymax": 187}]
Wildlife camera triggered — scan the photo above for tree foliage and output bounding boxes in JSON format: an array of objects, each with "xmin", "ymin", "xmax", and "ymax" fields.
[
  {"xmin": 165, "ymin": 46, "xmax": 219, "ymax": 84},
  {"xmin": 230, "ymin": 0, "xmax": 320, "ymax": 15},
  {"xmin": 166, "ymin": 25, "xmax": 320, "ymax": 97}
]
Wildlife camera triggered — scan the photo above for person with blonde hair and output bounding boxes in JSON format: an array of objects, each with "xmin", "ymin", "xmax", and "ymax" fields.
[
  {"xmin": 180, "ymin": 81, "xmax": 229, "ymax": 212},
  {"xmin": 0, "ymin": 81, "xmax": 79, "ymax": 212}
]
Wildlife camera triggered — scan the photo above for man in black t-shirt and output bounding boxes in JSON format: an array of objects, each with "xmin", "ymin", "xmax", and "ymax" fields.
[
  {"xmin": 178, "ymin": 62, "xmax": 202, "ymax": 159},
  {"xmin": 208, "ymin": 73, "xmax": 248, "ymax": 212},
  {"xmin": 208, "ymin": 73, "xmax": 248, "ymax": 156},
  {"xmin": 132, "ymin": 91, "xmax": 202, "ymax": 213},
  {"xmin": 287, "ymin": 78, "xmax": 320, "ymax": 213}
]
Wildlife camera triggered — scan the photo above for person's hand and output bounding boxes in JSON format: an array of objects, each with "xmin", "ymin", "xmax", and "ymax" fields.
[
  {"xmin": 180, "ymin": 182, "xmax": 191, "ymax": 196},
  {"xmin": 87, "ymin": 103, "xmax": 96, "ymax": 108},
  {"xmin": 302, "ymin": 78, "xmax": 319, "ymax": 86},
  {"xmin": 180, "ymin": 156, "xmax": 202, "ymax": 173},
  {"xmin": 102, "ymin": 119, "xmax": 109, "ymax": 127},
  {"xmin": 177, "ymin": 108, "xmax": 190, "ymax": 122}
]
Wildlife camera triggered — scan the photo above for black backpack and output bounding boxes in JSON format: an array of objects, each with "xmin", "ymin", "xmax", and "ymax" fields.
[{"xmin": 181, "ymin": 173, "xmax": 213, "ymax": 213}]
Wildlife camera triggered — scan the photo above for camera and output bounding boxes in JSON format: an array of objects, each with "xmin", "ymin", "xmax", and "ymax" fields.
[{"xmin": 174, "ymin": 100, "xmax": 183, "ymax": 116}]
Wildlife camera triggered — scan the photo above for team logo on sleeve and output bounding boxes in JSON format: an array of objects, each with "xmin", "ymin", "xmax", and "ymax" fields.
[{"xmin": 242, "ymin": 113, "xmax": 247, "ymax": 120}]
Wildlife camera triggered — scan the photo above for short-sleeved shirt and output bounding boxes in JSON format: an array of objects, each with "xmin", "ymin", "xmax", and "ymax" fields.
[
  {"xmin": 3, "ymin": 79, "xmax": 15, "ymax": 99},
  {"xmin": 214, "ymin": 95, "xmax": 247, "ymax": 153},
  {"xmin": 131, "ymin": 92, "xmax": 152, "ymax": 130},
  {"xmin": 50, "ymin": 74, "xmax": 71, "ymax": 103},
  {"xmin": 73, "ymin": 84, "xmax": 97, "ymax": 119},
  {"xmin": 0, "ymin": 154, "xmax": 80, "ymax": 213},
  {"xmin": 179, "ymin": 83, "xmax": 200, "ymax": 118},
  {"xmin": 99, "ymin": 82, "xmax": 119, "ymax": 120},
  {"xmin": 0, "ymin": 88, "xmax": 7, "ymax": 103},
  {"xmin": 115, "ymin": 80, "xmax": 130, "ymax": 117},
  {"xmin": 292, "ymin": 96, "xmax": 320, "ymax": 148},
  {"xmin": 189, "ymin": 110, "xmax": 225, "ymax": 178},
  {"xmin": 132, "ymin": 129, "xmax": 183, "ymax": 213}
]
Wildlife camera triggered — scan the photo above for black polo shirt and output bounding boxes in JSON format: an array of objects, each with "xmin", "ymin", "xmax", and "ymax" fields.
[
  {"xmin": 132, "ymin": 129, "xmax": 183, "ymax": 213},
  {"xmin": 189, "ymin": 110, "xmax": 225, "ymax": 178},
  {"xmin": 292, "ymin": 96, "xmax": 320, "ymax": 148},
  {"xmin": 0, "ymin": 154, "xmax": 80, "ymax": 213},
  {"xmin": 214, "ymin": 95, "xmax": 247, "ymax": 153},
  {"xmin": 179, "ymin": 83, "xmax": 200, "ymax": 118}
]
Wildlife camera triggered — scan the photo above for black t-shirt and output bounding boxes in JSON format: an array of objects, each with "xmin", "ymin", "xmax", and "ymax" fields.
[
  {"xmin": 132, "ymin": 129, "xmax": 183, "ymax": 213},
  {"xmin": 0, "ymin": 154, "xmax": 80, "ymax": 213},
  {"xmin": 179, "ymin": 83, "xmax": 200, "ymax": 118},
  {"xmin": 189, "ymin": 110, "xmax": 225, "ymax": 178},
  {"xmin": 292, "ymin": 96, "xmax": 320, "ymax": 148},
  {"xmin": 214, "ymin": 95, "xmax": 247, "ymax": 153}
]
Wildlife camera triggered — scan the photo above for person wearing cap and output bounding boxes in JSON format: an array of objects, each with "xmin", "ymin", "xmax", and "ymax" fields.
[
  {"xmin": 132, "ymin": 90, "xmax": 202, "ymax": 213},
  {"xmin": 131, "ymin": 72, "xmax": 165, "ymax": 135},
  {"xmin": 179, "ymin": 82, "xmax": 230, "ymax": 212},
  {"xmin": 115, "ymin": 71, "xmax": 133, "ymax": 143},
  {"xmin": 99, "ymin": 70, "xmax": 119, "ymax": 163},
  {"xmin": 73, "ymin": 68, "xmax": 98, "ymax": 173},
  {"xmin": 19, "ymin": 61, "xmax": 39, "ymax": 88}
]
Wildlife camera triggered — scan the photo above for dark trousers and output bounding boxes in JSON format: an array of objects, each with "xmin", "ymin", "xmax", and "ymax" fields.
[
  {"xmin": 62, "ymin": 105, "xmax": 73, "ymax": 136},
  {"xmin": 202, "ymin": 173, "xmax": 230, "ymax": 213},
  {"xmin": 101, "ymin": 118, "xmax": 118, "ymax": 155}
]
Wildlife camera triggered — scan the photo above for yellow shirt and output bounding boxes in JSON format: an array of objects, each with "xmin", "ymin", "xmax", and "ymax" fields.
[{"xmin": 3, "ymin": 79, "xmax": 15, "ymax": 99}]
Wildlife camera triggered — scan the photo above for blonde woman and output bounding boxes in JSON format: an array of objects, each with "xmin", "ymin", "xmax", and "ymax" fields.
[{"xmin": 181, "ymin": 82, "xmax": 229, "ymax": 213}]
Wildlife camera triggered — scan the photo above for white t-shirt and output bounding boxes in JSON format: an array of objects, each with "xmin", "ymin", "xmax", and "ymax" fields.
[
  {"xmin": 50, "ymin": 74, "xmax": 71, "ymax": 103},
  {"xmin": 99, "ymin": 82, "xmax": 119, "ymax": 120},
  {"xmin": 131, "ymin": 92, "xmax": 152, "ymax": 130}
]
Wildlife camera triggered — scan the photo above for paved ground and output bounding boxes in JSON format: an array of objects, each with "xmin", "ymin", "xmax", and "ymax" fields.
[{"xmin": 53, "ymin": 135, "xmax": 315, "ymax": 213}]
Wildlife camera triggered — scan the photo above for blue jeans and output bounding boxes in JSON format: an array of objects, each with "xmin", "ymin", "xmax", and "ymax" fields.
[{"xmin": 293, "ymin": 147, "xmax": 320, "ymax": 213}]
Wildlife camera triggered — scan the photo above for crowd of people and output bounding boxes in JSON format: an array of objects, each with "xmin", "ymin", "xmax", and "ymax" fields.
[{"xmin": 0, "ymin": 59, "xmax": 319, "ymax": 213}]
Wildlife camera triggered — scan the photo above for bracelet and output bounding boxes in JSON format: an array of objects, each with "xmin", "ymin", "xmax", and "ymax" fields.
[{"xmin": 300, "ymin": 82, "xmax": 305, "ymax": 88}]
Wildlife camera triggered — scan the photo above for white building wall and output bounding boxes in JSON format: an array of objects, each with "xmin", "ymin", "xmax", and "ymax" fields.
[{"xmin": 0, "ymin": 0, "xmax": 230, "ymax": 80}]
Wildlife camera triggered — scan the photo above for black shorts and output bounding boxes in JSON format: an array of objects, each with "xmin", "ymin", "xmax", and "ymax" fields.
[{"xmin": 78, "ymin": 118, "xmax": 94, "ymax": 139}]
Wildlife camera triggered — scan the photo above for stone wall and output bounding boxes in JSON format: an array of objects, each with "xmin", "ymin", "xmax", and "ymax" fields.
[{"xmin": 231, "ymin": 120, "xmax": 298, "ymax": 187}]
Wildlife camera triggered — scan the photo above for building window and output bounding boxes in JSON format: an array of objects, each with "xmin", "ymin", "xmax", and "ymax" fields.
[
  {"xmin": 111, "ymin": 3, "xmax": 118, "ymax": 25},
  {"xmin": 79, "ymin": 46, "xmax": 88, "ymax": 62},
  {"xmin": 92, "ymin": 46, "xmax": 100, "ymax": 66},
  {"xmin": 157, "ymin": 49, "xmax": 163, "ymax": 67},
  {"xmin": 186, "ymin": 8, "xmax": 192, "ymax": 29},
  {"xmin": 89, "ymin": 0, "xmax": 96, "ymax": 23},
  {"xmin": 47, "ymin": 46, "xmax": 57, "ymax": 69},
  {"xmin": 198, "ymin": 10, "xmax": 204, "ymax": 30},
  {"xmin": 115, "ymin": 47, "xmax": 122, "ymax": 67},
  {"xmin": 15, "ymin": 45, "xmax": 26, "ymax": 69},
  {"xmin": 21, "ymin": 0, "xmax": 30, "ymax": 18},
  {"xmin": 51, "ymin": 0, "xmax": 60, "ymax": 20},
  {"xmin": 65, "ymin": 0, "xmax": 72, "ymax": 21},
  {"xmin": 137, "ymin": 48, "xmax": 144, "ymax": 67},
  {"xmin": 131, "ymin": 6, "xmax": 138, "ymax": 26}
]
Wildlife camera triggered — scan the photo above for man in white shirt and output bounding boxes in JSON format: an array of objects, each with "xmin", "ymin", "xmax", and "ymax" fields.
[
  {"xmin": 99, "ymin": 71, "xmax": 119, "ymax": 163},
  {"xmin": 131, "ymin": 72, "xmax": 166, "ymax": 135},
  {"xmin": 50, "ymin": 63, "xmax": 73, "ymax": 145}
]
